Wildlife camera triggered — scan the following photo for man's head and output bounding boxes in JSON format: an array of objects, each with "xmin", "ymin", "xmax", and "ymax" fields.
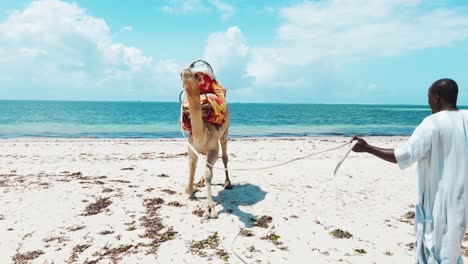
[{"xmin": 428, "ymin": 78, "xmax": 458, "ymax": 113}]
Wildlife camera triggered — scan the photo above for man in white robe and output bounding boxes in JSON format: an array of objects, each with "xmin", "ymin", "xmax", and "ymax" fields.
[{"xmin": 353, "ymin": 78, "xmax": 468, "ymax": 263}]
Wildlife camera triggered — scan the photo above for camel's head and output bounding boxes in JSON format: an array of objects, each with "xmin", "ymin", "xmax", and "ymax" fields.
[
  {"xmin": 181, "ymin": 60, "xmax": 216, "ymax": 96},
  {"xmin": 180, "ymin": 68, "xmax": 200, "ymax": 96}
]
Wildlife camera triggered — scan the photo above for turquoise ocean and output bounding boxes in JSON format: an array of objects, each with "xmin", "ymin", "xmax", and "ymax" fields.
[{"xmin": 0, "ymin": 101, "xmax": 466, "ymax": 138}]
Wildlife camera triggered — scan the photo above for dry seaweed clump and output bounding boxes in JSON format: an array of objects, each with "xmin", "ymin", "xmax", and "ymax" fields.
[
  {"xmin": 73, "ymin": 244, "xmax": 91, "ymax": 253},
  {"xmin": 167, "ymin": 201, "xmax": 183, "ymax": 207},
  {"xmin": 261, "ymin": 233, "xmax": 283, "ymax": 246},
  {"xmin": 384, "ymin": 250, "xmax": 394, "ymax": 256},
  {"xmin": 161, "ymin": 189, "xmax": 177, "ymax": 195},
  {"xmin": 67, "ymin": 225, "xmax": 86, "ymax": 232},
  {"xmin": 329, "ymin": 229, "xmax": 353, "ymax": 239},
  {"xmin": 12, "ymin": 250, "xmax": 44, "ymax": 264},
  {"xmin": 102, "ymin": 188, "xmax": 114, "ymax": 193},
  {"xmin": 68, "ymin": 244, "xmax": 91, "ymax": 263},
  {"xmin": 190, "ymin": 232, "xmax": 230, "ymax": 261},
  {"xmin": 86, "ymin": 244, "xmax": 135, "ymax": 263},
  {"xmin": 403, "ymin": 211, "xmax": 415, "ymax": 219},
  {"xmin": 240, "ymin": 228, "xmax": 254, "ymax": 237},
  {"xmin": 82, "ymin": 197, "xmax": 112, "ymax": 216},
  {"xmin": 354, "ymin": 249, "xmax": 367, "ymax": 254},
  {"xmin": 248, "ymin": 245, "xmax": 256, "ymax": 252},
  {"xmin": 140, "ymin": 198, "xmax": 178, "ymax": 254},
  {"xmin": 252, "ymin": 215, "xmax": 273, "ymax": 228},
  {"xmin": 0, "ymin": 179, "xmax": 9, "ymax": 187},
  {"xmin": 102, "ymin": 244, "xmax": 133, "ymax": 256},
  {"xmin": 399, "ymin": 211, "xmax": 415, "ymax": 224},
  {"xmin": 43, "ymin": 236, "xmax": 69, "ymax": 243},
  {"xmin": 406, "ymin": 242, "xmax": 415, "ymax": 250},
  {"xmin": 98, "ymin": 230, "xmax": 114, "ymax": 235},
  {"xmin": 192, "ymin": 208, "xmax": 204, "ymax": 217},
  {"xmin": 144, "ymin": 198, "xmax": 164, "ymax": 215}
]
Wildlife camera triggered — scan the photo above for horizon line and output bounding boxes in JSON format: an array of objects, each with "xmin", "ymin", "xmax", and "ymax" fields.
[{"xmin": 0, "ymin": 99, "xmax": 446, "ymax": 107}]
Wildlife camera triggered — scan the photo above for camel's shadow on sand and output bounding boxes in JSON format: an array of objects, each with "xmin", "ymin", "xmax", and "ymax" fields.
[{"xmin": 214, "ymin": 183, "xmax": 267, "ymax": 228}]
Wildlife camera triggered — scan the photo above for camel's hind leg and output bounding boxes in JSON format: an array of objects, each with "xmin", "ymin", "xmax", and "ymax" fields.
[
  {"xmin": 203, "ymin": 148, "xmax": 219, "ymax": 219},
  {"xmin": 220, "ymin": 136, "xmax": 231, "ymax": 189},
  {"xmin": 185, "ymin": 148, "xmax": 198, "ymax": 197}
]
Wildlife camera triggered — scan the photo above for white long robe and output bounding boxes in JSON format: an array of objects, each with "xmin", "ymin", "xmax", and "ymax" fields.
[{"xmin": 395, "ymin": 110, "xmax": 468, "ymax": 264}]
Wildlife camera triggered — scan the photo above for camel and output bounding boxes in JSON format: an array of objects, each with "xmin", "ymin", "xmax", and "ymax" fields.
[{"xmin": 180, "ymin": 67, "xmax": 231, "ymax": 219}]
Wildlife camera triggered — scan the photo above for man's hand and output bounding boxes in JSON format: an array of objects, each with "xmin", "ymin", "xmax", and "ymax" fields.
[
  {"xmin": 351, "ymin": 136, "xmax": 397, "ymax": 163},
  {"xmin": 352, "ymin": 136, "xmax": 369, "ymax": 153}
]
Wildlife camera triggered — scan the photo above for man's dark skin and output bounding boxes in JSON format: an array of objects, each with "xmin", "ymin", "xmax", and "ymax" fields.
[{"xmin": 352, "ymin": 78, "xmax": 459, "ymax": 159}]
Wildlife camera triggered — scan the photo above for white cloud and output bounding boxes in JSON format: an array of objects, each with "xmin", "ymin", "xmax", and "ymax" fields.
[
  {"xmin": 161, "ymin": 0, "xmax": 235, "ymax": 20},
  {"xmin": 246, "ymin": 0, "xmax": 468, "ymax": 86},
  {"xmin": 203, "ymin": 26, "xmax": 248, "ymax": 71},
  {"xmin": 202, "ymin": 26, "xmax": 252, "ymax": 91},
  {"xmin": 0, "ymin": 0, "xmax": 180, "ymax": 100}
]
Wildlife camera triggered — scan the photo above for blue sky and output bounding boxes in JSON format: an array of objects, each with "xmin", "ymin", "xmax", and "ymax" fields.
[{"xmin": 0, "ymin": 0, "xmax": 468, "ymax": 104}]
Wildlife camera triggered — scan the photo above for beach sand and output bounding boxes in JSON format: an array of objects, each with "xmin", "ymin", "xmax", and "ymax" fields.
[{"xmin": 1, "ymin": 137, "xmax": 467, "ymax": 263}]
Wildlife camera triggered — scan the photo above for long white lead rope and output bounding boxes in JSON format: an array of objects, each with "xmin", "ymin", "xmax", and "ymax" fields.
[
  {"xmin": 333, "ymin": 141, "xmax": 358, "ymax": 206},
  {"xmin": 179, "ymin": 95, "xmax": 353, "ymax": 171}
]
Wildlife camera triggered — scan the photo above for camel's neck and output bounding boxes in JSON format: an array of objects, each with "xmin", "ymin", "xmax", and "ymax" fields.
[{"xmin": 186, "ymin": 87, "xmax": 205, "ymax": 141}]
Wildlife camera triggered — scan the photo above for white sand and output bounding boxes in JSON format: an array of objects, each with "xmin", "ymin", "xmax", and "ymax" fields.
[{"xmin": 0, "ymin": 137, "xmax": 466, "ymax": 263}]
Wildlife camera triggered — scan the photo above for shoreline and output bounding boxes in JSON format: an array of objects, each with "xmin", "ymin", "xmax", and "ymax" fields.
[{"xmin": 0, "ymin": 135, "xmax": 411, "ymax": 141}]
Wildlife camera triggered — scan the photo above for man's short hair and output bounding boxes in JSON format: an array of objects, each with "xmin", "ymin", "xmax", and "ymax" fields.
[{"xmin": 431, "ymin": 78, "xmax": 458, "ymax": 104}]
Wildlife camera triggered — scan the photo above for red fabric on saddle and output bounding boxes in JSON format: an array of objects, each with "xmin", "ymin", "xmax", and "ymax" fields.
[{"xmin": 198, "ymin": 72, "xmax": 215, "ymax": 94}]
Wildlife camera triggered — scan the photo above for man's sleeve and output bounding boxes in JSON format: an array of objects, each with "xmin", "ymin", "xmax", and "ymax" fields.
[{"xmin": 394, "ymin": 117, "xmax": 434, "ymax": 170}]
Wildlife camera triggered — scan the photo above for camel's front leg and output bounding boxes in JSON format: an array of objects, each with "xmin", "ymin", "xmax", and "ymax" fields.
[
  {"xmin": 203, "ymin": 148, "xmax": 219, "ymax": 219},
  {"xmin": 220, "ymin": 137, "xmax": 231, "ymax": 189},
  {"xmin": 185, "ymin": 149, "xmax": 198, "ymax": 197}
]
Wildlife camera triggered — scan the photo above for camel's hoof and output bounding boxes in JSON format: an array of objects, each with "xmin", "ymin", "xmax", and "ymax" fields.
[
  {"xmin": 203, "ymin": 204, "xmax": 218, "ymax": 219},
  {"xmin": 197, "ymin": 179, "xmax": 206, "ymax": 188},
  {"xmin": 185, "ymin": 186, "xmax": 195, "ymax": 196},
  {"xmin": 210, "ymin": 211, "xmax": 218, "ymax": 219},
  {"xmin": 224, "ymin": 181, "xmax": 232, "ymax": 189},
  {"xmin": 202, "ymin": 211, "xmax": 210, "ymax": 219}
]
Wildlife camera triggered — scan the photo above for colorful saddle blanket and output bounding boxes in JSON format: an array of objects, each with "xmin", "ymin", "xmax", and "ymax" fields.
[{"xmin": 180, "ymin": 72, "xmax": 227, "ymax": 131}]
